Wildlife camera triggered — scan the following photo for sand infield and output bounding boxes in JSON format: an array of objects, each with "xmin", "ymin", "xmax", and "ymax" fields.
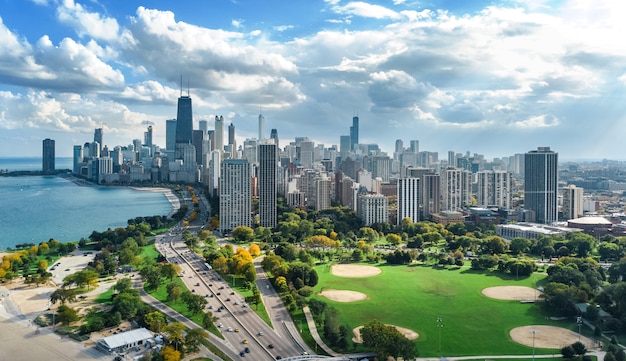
[
  {"xmin": 482, "ymin": 285, "xmax": 542, "ymax": 300},
  {"xmin": 330, "ymin": 264, "xmax": 382, "ymax": 278},
  {"xmin": 510, "ymin": 325, "xmax": 598, "ymax": 349},
  {"xmin": 319, "ymin": 289, "xmax": 368, "ymax": 302}
]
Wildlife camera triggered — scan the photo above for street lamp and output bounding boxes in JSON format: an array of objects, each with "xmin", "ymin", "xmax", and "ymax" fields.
[
  {"xmin": 436, "ymin": 317, "xmax": 443, "ymax": 357},
  {"xmin": 577, "ymin": 316, "xmax": 583, "ymax": 342},
  {"xmin": 531, "ymin": 330, "xmax": 537, "ymax": 360}
]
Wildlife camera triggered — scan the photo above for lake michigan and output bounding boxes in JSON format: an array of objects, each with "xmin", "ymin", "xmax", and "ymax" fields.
[{"xmin": 0, "ymin": 157, "xmax": 173, "ymax": 250}]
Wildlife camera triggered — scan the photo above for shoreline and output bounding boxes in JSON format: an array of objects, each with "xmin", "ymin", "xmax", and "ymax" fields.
[{"xmin": 131, "ymin": 186, "xmax": 181, "ymax": 219}]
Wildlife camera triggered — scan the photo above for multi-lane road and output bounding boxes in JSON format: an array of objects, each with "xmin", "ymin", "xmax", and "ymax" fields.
[{"xmin": 153, "ymin": 187, "xmax": 314, "ymax": 360}]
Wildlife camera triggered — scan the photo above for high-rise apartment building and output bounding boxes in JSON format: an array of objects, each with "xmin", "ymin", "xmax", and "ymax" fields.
[
  {"xmin": 371, "ymin": 155, "xmax": 391, "ymax": 182},
  {"xmin": 144, "ymin": 125, "xmax": 153, "ymax": 150},
  {"xmin": 422, "ymin": 173, "xmax": 441, "ymax": 219},
  {"xmin": 397, "ymin": 177, "xmax": 420, "ymax": 223},
  {"xmin": 476, "ymin": 170, "xmax": 512, "ymax": 208},
  {"xmin": 259, "ymin": 141, "xmax": 277, "ymax": 228},
  {"xmin": 219, "ymin": 159, "xmax": 251, "ymax": 232},
  {"xmin": 350, "ymin": 115, "xmax": 359, "ymax": 150},
  {"xmin": 42, "ymin": 138, "xmax": 55, "ymax": 173},
  {"xmin": 562, "ymin": 184, "xmax": 584, "ymax": 220},
  {"xmin": 214, "ymin": 115, "xmax": 224, "ymax": 152},
  {"xmin": 175, "ymin": 95, "xmax": 193, "ymax": 145},
  {"xmin": 441, "ymin": 167, "xmax": 472, "ymax": 211},
  {"xmin": 192, "ymin": 130, "xmax": 205, "ymax": 165},
  {"xmin": 299, "ymin": 140, "xmax": 314, "ymax": 169},
  {"xmin": 314, "ymin": 173, "xmax": 331, "ymax": 211},
  {"xmin": 358, "ymin": 194, "xmax": 389, "ymax": 226},
  {"xmin": 524, "ymin": 147, "xmax": 558, "ymax": 224}
]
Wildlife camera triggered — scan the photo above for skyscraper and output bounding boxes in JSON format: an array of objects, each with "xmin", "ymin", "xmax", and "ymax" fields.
[
  {"xmin": 42, "ymin": 138, "xmax": 55, "ymax": 173},
  {"xmin": 350, "ymin": 115, "xmax": 359, "ymax": 150},
  {"xmin": 397, "ymin": 177, "xmax": 420, "ymax": 223},
  {"xmin": 166, "ymin": 119, "xmax": 177, "ymax": 151},
  {"xmin": 228, "ymin": 123, "xmax": 236, "ymax": 153},
  {"xmin": 270, "ymin": 128, "xmax": 279, "ymax": 149},
  {"xmin": 192, "ymin": 129, "xmax": 205, "ymax": 165},
  {"xmin": 73, "ymin": 145, "xmax": 83, "ymax": 175},
  {"xmin": 258, "ymin": 113, "xmax": 265, "ymax": 141},
  {"xmin": 214, "ymin": 115, "xmax": 224, "ymax": 152},
  {"xmin": 94, "ymin": 128, "xmax": 103, "ymax": 154},
  {"xmin": 524, "ymin": 147, "xmax": 558, "ymax": 224},
  {"xmin": 219, "ymin": 159, "xmax": 251, "ymax": 232},
  {"xmin": 259, "ymin": 141, "xmax": 277, "ymax": 228},
  {"xmin": 441, "ymin": 167, "xmax": 472, "ymax": 211},
  {"xmin": 175, "ymin": 95, "xmax": 193, "ymax": 144}
]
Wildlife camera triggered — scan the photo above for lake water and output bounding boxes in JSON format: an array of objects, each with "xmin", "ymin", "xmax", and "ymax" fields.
[{"xmin": 0, "ymin": 172, "xmax": 173, "ymax": 250}]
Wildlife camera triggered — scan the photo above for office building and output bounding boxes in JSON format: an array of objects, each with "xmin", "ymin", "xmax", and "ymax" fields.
[
  {"xmin": 350, "ymin": 115, "xmax": 359, "ymax": 150},
  {"xmin": 270, "ymin": 128, "xmax": 279, "ymax": 149},
  {"xmin": 214, "ymin": 115, "xmax": 224, "ymax": 152},
  {"xmin": 192, "ymin": 129, "xmax": 205, "ymax": 165},
  {"xmin": 73, "ymin": 145, "xmax": 83, "ymax": 175},
  {"xmin": 42, "ymin": 138, "xmax": 55, "ymax": 173},
  {"xmin": 358, "ymin": 194, "xmax": 389, "ymax": 226},
  {"xmin": 299, "ymin": 140, "xmax": 314, "ymax": 169},
  {"xmin": 524, "ymin": 147, "xmax": 558, "ymax": 224},
  {"xmin": 93, "ymin": 128, "xmax": 103, "ymax": 155},
  {"xmin": 198, "ymin": 119, "xmax": 208, "ymax": 135},
  {"xmin": 397, "ymin": 177, "xmax": 420, "ymax": 223},
  {"xmin": 476, "ymin": 170, "xmax": 512, "ymax": 208},
  {"xmin": 165, "ymin": 119, "xmax": 177, "ymax": 151},
  {"xmin": 258, "ymin": 141, "xmax": 278, "ymax": 228},
  {"xmin": 175, "ymin": 95, "xmax": 193, "ymax": 145},
  {"xmin": 562, "ymin": 184, "xmax": 584, "ymax": 220},
  {"xmin": 219, "ymin": 159, "xmax": 251, "ymax": 232}
]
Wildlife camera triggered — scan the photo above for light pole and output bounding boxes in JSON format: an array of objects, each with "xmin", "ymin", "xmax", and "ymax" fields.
[
  {"xmin": 530, "ymin": 329, "xmax": 538, "ymax": 361},
  {"xmin": 577, "ymin": 316, "xmax": 583, "ymax": 342},
  {"xmin": 436, "ymin": 317, "xmax": 443, "ymax": 357}
]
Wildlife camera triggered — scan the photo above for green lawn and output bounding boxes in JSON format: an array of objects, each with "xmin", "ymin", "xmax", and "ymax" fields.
[{"xmin": 311, "ymin": 262, "xmax": 575, "ymax": 357}]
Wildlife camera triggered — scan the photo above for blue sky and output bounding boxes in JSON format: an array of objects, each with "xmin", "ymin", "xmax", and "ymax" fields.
[{"xmin": 0, "ymin": 0, "xmax": 625, "ymax": 159}]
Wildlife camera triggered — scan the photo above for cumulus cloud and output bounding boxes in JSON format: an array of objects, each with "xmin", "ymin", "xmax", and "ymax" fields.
[
  {"xmin": 56, "ymin": 0, "xmax": 120, "ymax": 41},
  {"xmin": 331, "ymin": 1, "xmax": 402, "ymax": 20}
]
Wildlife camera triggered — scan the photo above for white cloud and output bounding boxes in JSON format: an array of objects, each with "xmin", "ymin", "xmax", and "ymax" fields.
[
  {"xmin": 56, "ymin": 0, "xmax": 120, "ymax": 41},
  {"xmin": 331, "ymin": 1, "xmax": 402, "ymax": 19},
  {"xmin": 512, "ymin": 114, "xmax": 559, "ymax": 128}
]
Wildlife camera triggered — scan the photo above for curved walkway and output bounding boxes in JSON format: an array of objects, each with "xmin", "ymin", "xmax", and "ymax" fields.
[{"xmin": 302, "ymin": 306, "xmax": 341, "ymax": 357}]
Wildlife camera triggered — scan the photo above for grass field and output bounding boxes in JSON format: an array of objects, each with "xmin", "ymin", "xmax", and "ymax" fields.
[{"xmin": 311, "ymin": 262, "xmax": 572, "ymax": 357}]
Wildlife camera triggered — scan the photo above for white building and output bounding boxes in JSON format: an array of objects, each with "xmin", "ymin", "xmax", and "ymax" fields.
[
  {"xmin": 96, "ymin": 328, "xmax": 153, "ymax": 354},
  {"xmin": 441, "ymin": 167, "xmax": 472, "ymax": 211},
  {"xmin": 358, "ymin": 194, "xmax": 389, "ymax": 226},
  {"xmin": 219, "ymin": 159, "xmax": 251, "ymax": 232},
  {"xmin": 397, "ymin": 177, "xmax": 420, "ymax": 223},
  {"xmin": 476, "ymin": 170, "xmax": 512, "ymax": 208},
  {"xmin": 562, "ymin": 184, "xmax": 584, "ymax": 220}
]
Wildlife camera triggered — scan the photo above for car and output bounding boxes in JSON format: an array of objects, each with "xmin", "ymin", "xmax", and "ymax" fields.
[
  {"xmin": 234, "ymin": 328, "xmax": 239, "ymax": 333},
  {"xmin": 210, "ymin": 294, "xmax": 214, "ymax": 298},
  {"xmin": 244, "ymin": 347, "xmax": 250, "ymax": 353},
  {"xmin": 218, "ymin": 323, "xmax": 223, "ymax": 328},
  {"xmin": 192, "ymin": 289, "xmax": 195, "ymax": 292},
  {"xmin": 208, "ymin": 305, "xmax": 213, "ymax": 310},
  {"xmin": 209, "ymin": 284, "xmax": 213, "ymax": 287},
  {"xmin": 226, "ymin": 298, "xmax": 231, "ymax": 302},
  {"xmin": 64, "ymin": 268, "xmax": 70, "ymax": 271},
  {"xmin": 258, "ymin": 331, "xmax": 263, "ymax": 336},
  {"xmin": 205, "ymin": 294, "xmax": 209, "ymax": 297},
  {"xmin": 239, "ymin": 351, "xmax": 245, "ymax": 357},
  {"xmin": 219, "ymin": 286, "xmax": 224, "ymax": 290},
  {"xmin": 195, "ymin": 282, "xmax": 200, "ymax": 286},
  {"xmin": 242, "ymin": 339, "xmax": 248, "ymax": 344},
  {"xmin": 230, "ymin": 291, "xmax": 235, "ymax": 295},
  {"xmin": 276, "ymin": 356, "xmax": 282, "ymax": 360},
  {"xmin": 233, "ymin": 301, "xmax": 239, "ymax": 305},
  {"xmin": 216, "ymin": 292, "xmax": 221, "ymax": 295},
  {"xmin": 268, "ymin": 344, "xmax": 274, "ymax": 349},
  {"xmin": 227, "ymin": 327, "xmax": 233, "ymax": 332}
]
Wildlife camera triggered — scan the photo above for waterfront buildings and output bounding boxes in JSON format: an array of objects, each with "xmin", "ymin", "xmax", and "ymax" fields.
[{"xmin": 42, "ymin": 138, "xmax": 55, "ymax": 172}]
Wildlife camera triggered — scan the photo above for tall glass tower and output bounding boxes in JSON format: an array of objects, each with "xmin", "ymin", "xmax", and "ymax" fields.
[
  {"xmin": 524, "ymin": 147, "xmax": 558, "ymax": 224},
  {"xmin": 175, "ymin": 95, "xmax": 193, "ymax": 144},
  {"xmin": 259, "ymin": 141, "xmax": 277, "ymax": 228},
  {"xmin": 350, "ymin": 115, "xmax": 359, "ymax": 150},
  {"xmin": 42, "ymin": 138, "xmax": 55, "ymax": 173}
]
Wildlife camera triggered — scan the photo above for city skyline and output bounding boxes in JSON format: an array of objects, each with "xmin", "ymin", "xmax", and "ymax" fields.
[{"xmin": 1, "ymin": 1, "xmax": 626, "ymax": 159}]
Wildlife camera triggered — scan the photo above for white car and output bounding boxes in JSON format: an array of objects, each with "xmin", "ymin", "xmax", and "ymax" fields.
[{"xmin": 227, "ymin": 327, "xmax": 233, "ymax": 332}]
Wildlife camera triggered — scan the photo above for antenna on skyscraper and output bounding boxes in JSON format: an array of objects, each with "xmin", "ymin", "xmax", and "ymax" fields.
[
  {"xmin": 187, "ymin": 79, "xmax": 190, "ymax": 97},
  {"xmin": 179, "ymin": 74, "xmax": 183, "ymax": 97}
]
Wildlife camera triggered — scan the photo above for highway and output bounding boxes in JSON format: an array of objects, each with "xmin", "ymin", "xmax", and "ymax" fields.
[{"xmin": 153, "ymin": 187, "xmax": 313, "ymax": 360}]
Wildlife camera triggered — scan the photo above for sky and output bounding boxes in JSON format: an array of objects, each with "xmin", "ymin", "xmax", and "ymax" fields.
[{"xmin": 1, "ymin": 0, "xmax": 625, "ymax": 160}]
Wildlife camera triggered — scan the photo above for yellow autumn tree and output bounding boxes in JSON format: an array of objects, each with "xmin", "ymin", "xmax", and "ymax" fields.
[
  {"xmin": 249, "ymin": 243, "xmax": 261, "ymax": 257},
  {"xmin": 161, "ymin": 345, "xmax": 181, "ymax": 361}
]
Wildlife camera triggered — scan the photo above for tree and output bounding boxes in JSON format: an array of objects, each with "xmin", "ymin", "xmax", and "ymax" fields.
[
  {"xmin": 164, "ymin": 322, "xmax": 185, "ymax": 351},
  {"xmin": 161, "ymin": 263, "xmax": 181, "ymax": 281},
  {"xmin": 561, "ymin": 345, "xmax": 576, "ymax": 359},
  {"xmin": 386, "ymin": 233, "xmax": 402, "ymax": 246},
  {"xmin": 56, "ymin": 304, "xmax": 80, "ymax": 326},
  {"xmin": 140, "ymin": 264, "xmax": 162, "ymax": 291},
  {"xmin": 166, "ymin": 283, "xmax": 183, "ymax": 303},
  {"xmin": 361, "ymin": 320, "xmax": 418, "ymax": 360},
  {"xmin": 510, "ymin": 238, "xmax": 532, "ymax": 254},
  {"xmin": 185, "ymin": 328, "xmax": 208, "ymax": 353},
  {"xmin": 50, "ymin": 288, "xmax": 78, "ymax": 305},
  {"xmin": 144, "ymin": 311, "xmax": 167, "ymax": 333},
  {"xmin": 115, "ymin": 278, "xmax": 133, "ymax": 293},
  {"xmin": 182, "ymin": 292, "xmax": 207, "ymax": 315},
  {"xmin": 202, "ymin": 311, "xmax": 218, "ymax": 329},
  {"xmin": 112, "ymin": 290, "xmax": 142, "ymax": 319},
  {"xmin": 249, "ymin": 243, "xmax": 261, "ymax": 257},
  {"xmin": 232, "ymin": 226, "xmax": 254, "ymax": 243},
  {"xmin": 161, "ymin": 345, "xmax": 181, "ymax": 361}
]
